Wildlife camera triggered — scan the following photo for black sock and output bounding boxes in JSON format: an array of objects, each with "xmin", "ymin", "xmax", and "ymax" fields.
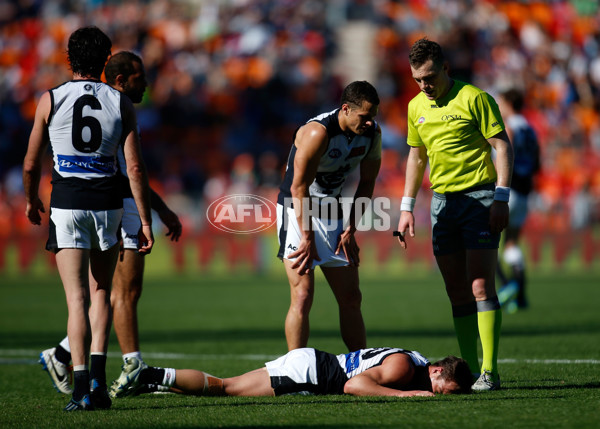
[
  {"xmin": 139, "ymin": 367, "xmax": 165, "ymax": 385},
  {"xmin": 55, "ymin": 345, "xmax": 71, "ymax": 366},
  {"xmin": 90, "ymin": 354, "xmax": 107, "ymax": 386},
  {"xmin": 73, "ymin": 370, "xmax": 90, "ymax": 401}
]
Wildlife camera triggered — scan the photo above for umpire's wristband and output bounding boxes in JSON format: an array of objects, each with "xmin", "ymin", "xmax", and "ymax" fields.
[
  {"xmin": 494, "ymin": 186, "xmax": 510, "ymax": 202},
  {"xmin": 400, "ymin": 196, "xmax": 416, "ymax": 212}
]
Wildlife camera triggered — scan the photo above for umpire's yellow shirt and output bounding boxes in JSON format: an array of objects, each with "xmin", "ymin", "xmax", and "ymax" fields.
[{"xmin": 407, "ymin": 80, "xmax": 505, "ymax": 193}]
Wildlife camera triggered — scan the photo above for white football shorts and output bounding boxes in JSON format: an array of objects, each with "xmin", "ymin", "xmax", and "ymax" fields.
[
  {"xmin": 276, "ymin": 204, "xmax": 349, "ymax": 269},
  {"xmin": 49, "ymin": 207, "xmax": 123, "ymax": 251},
  {"xmin": 508, "ymin": 189, "xmax": 529, "ymax": 228},
  {"xmin": 265, "ymin": 348, "xmax": 318, "ymax": 395},
  {"xmin": 121, "ymin": 197, "xmax": 141, "ymax": 250}
]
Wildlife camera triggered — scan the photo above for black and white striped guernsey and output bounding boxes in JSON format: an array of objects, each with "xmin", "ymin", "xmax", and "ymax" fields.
[{"xmin": 277, "ymin": 108, "xmax": 380, "ymax": 206}]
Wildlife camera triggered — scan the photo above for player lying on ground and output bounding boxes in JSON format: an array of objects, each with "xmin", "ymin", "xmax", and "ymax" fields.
[{"xmin": 123, "ymin": 347, "xmax": 473, "ymax": 397}]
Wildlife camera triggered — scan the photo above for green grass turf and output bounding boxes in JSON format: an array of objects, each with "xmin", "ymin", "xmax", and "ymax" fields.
[{"xmin": 1, "ymin": 267, "xmax": 599, "ymax": 428}]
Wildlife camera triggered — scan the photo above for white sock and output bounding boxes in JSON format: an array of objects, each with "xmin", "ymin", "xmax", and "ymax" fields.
[
  {"xmin": 60, "ymin": 336, "xmax": 71, "ymax": 353},
  {"xmin": 123, "ymin": 351, "xmax": 143, "ymax": 363},
  {"xmin": 163, "ymin": 368, "xmax": 176, "ymax": 387},
  {"xmin": 73, "ymin": 365, "xmax": 87, "ymax": 371}
]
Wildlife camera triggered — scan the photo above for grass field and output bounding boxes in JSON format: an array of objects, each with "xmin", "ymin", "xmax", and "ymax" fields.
[{"xmin": 1, "ymin": 259, "xmax": 599, "ymax": 428}]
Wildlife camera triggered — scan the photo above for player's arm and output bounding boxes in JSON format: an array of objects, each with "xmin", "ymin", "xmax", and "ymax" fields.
[
  {"xmin": 488, "ymin": 129, "xmax": 513, "ymax": 234},
  {"xmin": 343, "ymin": 353, "xmax": 433, "ymax": 397},
  {"xmin": 397, "ymin": 145, "xmax": 427, "ymax": 249},
  {"xmin": 149, "ymin": 188, "xmax": 182, "ymax": 242},
  {"xmin": 337, "ymin": 125, "xmax": 382, "ymax": 265},
  {"xmin": 287, "ymin": 122, "xmax": 327, "ymax": 275},
  {"xmin": 122, "ymin": 96, "xmax": 154, "ymax": 254},
  {"xmin": 23, "ymin": 91, "xmax": 51, "ymax": 226}
]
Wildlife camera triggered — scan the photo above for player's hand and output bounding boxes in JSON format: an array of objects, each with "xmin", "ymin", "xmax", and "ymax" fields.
[
  {"xmin": 289, "ymin": 231, "xmax": 321, "ymax": 275},
  {"xmin": 489, "ymin": 200, "xmax": 509, "ymax": 234},
  {"xmin": 25, "ymin": 198, "xmax": 45, "ymax": 226},
  {"xmin": 137, "ymin": 224, "xmax": 154, "ymax": 255},
  {"xmin": 335, "ymin": 227, "xmax": 359, "ymax": 266},
  {"xmin": 396, "ymin": 211, "xmax": 415, "ymax": 250},
  {"xmin": 158, "ymin": 208, "xmax": 182, "ymax": 242},
  {"xmin": 408, "ymin": 391, "xmax": 435, "ymax": 397}
]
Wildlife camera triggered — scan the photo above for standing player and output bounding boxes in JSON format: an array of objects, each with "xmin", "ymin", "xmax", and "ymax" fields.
[
  {"xmin": 396, "ymin": 38, "xmax": 513, "ymax": 391},
  {"xmin": 38, "ymin": 52, "xmax": 183, "ymax": 399},
  {"xmin": 23, "ymin": 27, "xmax": 154, "ymax": 411},
  {"xmin": 277, "ymin": 81, "xmax": 381, "ymax": 352},
  {"xmin": 125, "ymin": 347, "xmax": 472, "ymax": 397},
  {"xmin": 496, "ymin": 88, "xmax": 540, "ymax": 311}
]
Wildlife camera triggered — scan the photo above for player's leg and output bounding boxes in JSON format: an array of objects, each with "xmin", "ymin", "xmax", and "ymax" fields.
[
  {"xmin": 467, "ymin": 248, "xmax": 502, "ymax": 390},
  {"xmin": 55, "ymin": 248, "xmax": 92, "ymax": 406},
  {"xmin": 503, "ymin": 190, "xmax": 528, "ymax": 308},
  {"xmin": 435, "ymin": 250, "xmax": 480, "ymax": 377},
  {"xmin": 222, "ymin": 368, "xmax": 274, "ymax": 396},
  {"xmin": 284, "ymin": 259, "xmax": 315, "ymax": 350},
  {"xmin": 456, "ymin": 185, "xmax": 502, "ymax": 390},
  {"xmin": 109, "ymin": 202, "xmax": 151, "ymax": 398},
  {"xmin": 109, "ymin": 249, "xmax": 149, "ymax": 399},
  {"xmin": 111, "ymin": 248, "xmax": 144, "ymax": 356},
  {"xmin": 87, "ymin": 209, "xmax": 122, "ymax": 407},
  {"xmin": 137, "ymin": 366, "xmax": 274, "ymax": 397},
  {"xmin": 88, "ymin": 243, "xmax": 119, "ymax": 408},
  {"xmin": 321, "ymin": 265, "xmax": 366, "ymax": 351},
  {"xmin": 502, "ymin": 228, "xmax": 527, "ymax": 307}
]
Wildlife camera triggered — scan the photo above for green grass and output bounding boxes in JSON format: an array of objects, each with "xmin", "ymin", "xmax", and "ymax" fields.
[{"xmin": 1, "ymin": 266, "xmax": 599, "ymax": 428}]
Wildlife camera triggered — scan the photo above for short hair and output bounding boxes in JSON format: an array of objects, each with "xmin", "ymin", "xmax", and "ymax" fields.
[
  {"xmin": 431, "ymin": 355, "xmax": 473, "ymax": 394},
  {"xmin": 104, "ymin": 51, "xmax": 143, "ymax": 85},
  {"xmin": 67, "ymin": 26, "xmax": 112, "ymax": 78},
  {"xmin": 341, "ymin": 81, "xmax": 380, "ymax": 108},
  {"xmin": 501, "ymin": 88, "xmax": 524, "ymax": 112},
  {"xmin": 409, "ymin": 38, "xmax": 445, "ymax": 70}
]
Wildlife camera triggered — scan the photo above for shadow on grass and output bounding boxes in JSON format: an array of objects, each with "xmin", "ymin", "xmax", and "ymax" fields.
[
  {"xmin": 507, "ymin": 381, "xmax": 600, "ymax": 390},
  {"xmin": 113, "ymin": 394, "xmax": 441, "ymax": 411}
]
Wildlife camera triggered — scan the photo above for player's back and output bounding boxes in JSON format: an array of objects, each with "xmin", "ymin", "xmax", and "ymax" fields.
[{"xmin": 48, "ymin": 80, "xmax": 124, "ymax": 210}]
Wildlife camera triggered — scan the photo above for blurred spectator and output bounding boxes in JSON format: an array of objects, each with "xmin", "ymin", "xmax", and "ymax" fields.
[{"xmin": 1, "ymin": 0, "xmax": 600, "ymax": 236}]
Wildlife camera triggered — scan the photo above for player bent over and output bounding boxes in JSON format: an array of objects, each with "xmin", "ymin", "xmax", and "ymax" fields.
[{"xmin": 277, "ymin": 81, "xmax": 382, "ymax": 352}]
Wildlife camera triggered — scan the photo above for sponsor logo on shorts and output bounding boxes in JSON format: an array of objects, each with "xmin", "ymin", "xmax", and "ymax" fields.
[
  {"xmin": 206, "ymin": 194, "xmax": 277, "ymax": 234},
  {"xmin": 492, "ymin": 121, "xmax": 499, "ymax": 127},
  {"xmin": 418, "ymin": 117, "xmax": 425, "ymax": 124},
  {"xmin": 287, "ymin": 244, "xmax": 298, "ymax": 252}
]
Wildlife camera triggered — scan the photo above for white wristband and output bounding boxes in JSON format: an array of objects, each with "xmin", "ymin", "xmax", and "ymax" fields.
[
  {"xmin": 400, "ymin": 196, "xmax": 416, "ymax": 212},
  {"xmin": 494, "ymin": 186, "xmax": 510, "ymax": 202}
]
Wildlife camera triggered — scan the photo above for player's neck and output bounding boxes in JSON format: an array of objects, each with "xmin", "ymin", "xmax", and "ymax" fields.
[
  {"xmin": 72, "ymin": 73, "xmax": 101, "ymax": 81},
  {"xmin": 438, "ymin": 78, "xmax": 454, "ymax": 100}
]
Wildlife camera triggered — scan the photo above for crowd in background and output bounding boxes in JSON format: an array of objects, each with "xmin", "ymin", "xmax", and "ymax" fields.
[{"xmin": 1, "ymin": 0, "xmax": 599, "ymax": 241}]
